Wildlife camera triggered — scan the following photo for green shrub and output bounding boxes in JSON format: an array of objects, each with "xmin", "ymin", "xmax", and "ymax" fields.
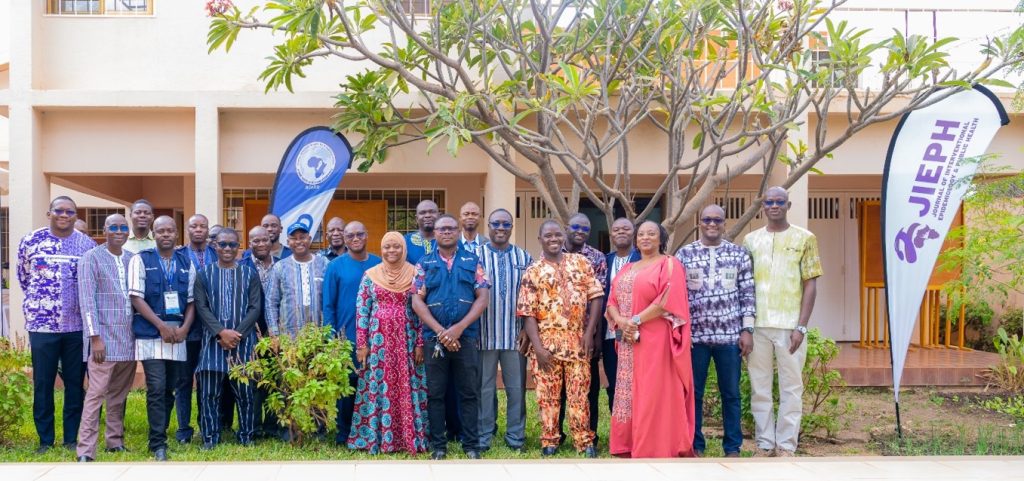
[
  {"xmin": 0, "ymin": 337, "xmax": 32, "ymax": 446},
  {"xmin": 230, "ymin": 325, "xmax": 356, "ymax": 444},
  {"xmin": 983, "ymin": 327, "xmax": 1024, "ymax": 393},
  {"xmin": 981, "ymin": 396, "xmax": 1024, "ymax": 420},
  {"xmin": 999, "ymin": 308, "xmax": 1023, "ymax": 339}
]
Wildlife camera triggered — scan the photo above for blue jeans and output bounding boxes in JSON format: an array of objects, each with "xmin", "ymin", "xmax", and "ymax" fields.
[{"xmin": 691, "ymin": 343, "xmax": 743, "ymax": 454}]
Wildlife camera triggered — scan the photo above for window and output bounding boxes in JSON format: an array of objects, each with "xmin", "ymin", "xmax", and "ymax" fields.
[
  {"xmin": 86, "ymin": 208, "xmax": 126, "ymax": 238},
  {"xmin": 0, "ymin": 207, "xmax": 8, "ymax": 267},
  {"xmin": 809, "ymin": 35, "xmax": 860, "ymax": 89},
  {"xmin": 47, "ymin": 0, "xmax": 153, "ymax": 15},
  {"xmin": 222, "ymin": 188, "xmax": 447, "ymax": 249}
]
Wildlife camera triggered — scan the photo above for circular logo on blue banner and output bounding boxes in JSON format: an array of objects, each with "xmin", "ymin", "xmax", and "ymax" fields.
[{"xmin": 295, "ymin": 141, "xmax": 336, "ymax": 187}]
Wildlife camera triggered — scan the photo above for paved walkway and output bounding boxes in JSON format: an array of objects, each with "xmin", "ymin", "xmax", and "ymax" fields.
[{"xmin": 2, "ymin": 456, "xmax": 1022, "ymax": 481}]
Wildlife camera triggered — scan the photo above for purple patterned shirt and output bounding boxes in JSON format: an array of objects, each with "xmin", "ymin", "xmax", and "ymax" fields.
[
  {"xmin": 565, "ymin": 244, "xmax": 608, "ymax": 290},
  {"xmin": 17, "ymin": 228, "xmax": 97, "ymax": 333}
]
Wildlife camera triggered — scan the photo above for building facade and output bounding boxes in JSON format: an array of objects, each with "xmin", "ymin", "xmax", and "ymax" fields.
[{"xmin": 2, "ymin": 0, "xmax": 1023, "ymax": 340}]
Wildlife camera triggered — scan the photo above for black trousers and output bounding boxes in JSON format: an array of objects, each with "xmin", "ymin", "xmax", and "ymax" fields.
[
  {"xmin": 558, "ymin": 354, "xmax": 601, "ymax": 445},
  {"xmin": 141, "ymin": 359, "xmax": 180, "ymax": 452},
  {"xmin": 174, "ymin": 339, "xmax": 201, "ymax": 442},
  {"xmin": 29, "ymin": 331, "xmax": 85, "ymax": 447},
  {"xmin": 424, "ymin": 338, "xmax": 480, "ymax": 452},
  {"xmin": 601, "ymin": 338, "xmax": 618, "ymax": 413}
]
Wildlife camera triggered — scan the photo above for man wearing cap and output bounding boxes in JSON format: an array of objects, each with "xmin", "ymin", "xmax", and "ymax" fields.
[{"xmin": 266, "ymin": 221, "xmax": 329, "ymax": 338}]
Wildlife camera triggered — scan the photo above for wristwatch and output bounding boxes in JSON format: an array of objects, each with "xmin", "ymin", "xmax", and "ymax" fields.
[
  {"xmin": 630, "ymin": 315, "xmax": 642, "ymax": 326},
  {"xmin": 795, "ymin": 325, "xmax": 808, "ymax": 335},
  {"xmin": 741, "ymin": 327, "xmax": 754, "ymax": 334}
]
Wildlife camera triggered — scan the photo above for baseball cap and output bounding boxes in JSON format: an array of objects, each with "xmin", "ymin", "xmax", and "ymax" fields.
[{"xmin": 287, "ymin": 222, "xmax": 310, "ymax": 236}]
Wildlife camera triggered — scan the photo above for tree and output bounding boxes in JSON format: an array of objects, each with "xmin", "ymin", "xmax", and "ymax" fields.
[{"xmin": 207, "ymin": 0, "xmax": 1024, "ymax": 245}]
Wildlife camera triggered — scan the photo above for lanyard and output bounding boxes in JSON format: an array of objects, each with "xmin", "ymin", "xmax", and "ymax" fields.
[{"xmin": 158, "ymin": 256, "xmax": 177, "ymax": 288}]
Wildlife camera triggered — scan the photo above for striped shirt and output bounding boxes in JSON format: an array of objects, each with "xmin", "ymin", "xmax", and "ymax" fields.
[
  {"xmin": 475, "ymin": 243, "xmax": 532, "ymax": 350},
  {"xmin": 194, "ymin": 264, "xmax": 262, "ymax": 373},
  {"xmin": 266, "ymin": 255, "xmax": 328, "ymax": 338},
  {"xmin": 77, "ymin": 245, "xmax": 135, "ymax": 362},
  {"xmin": 17, "ymin": 228, "xmax": 97, "ymax": 333}
]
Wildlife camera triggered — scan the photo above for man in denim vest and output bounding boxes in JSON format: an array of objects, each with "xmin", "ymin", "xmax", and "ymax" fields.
[
  {"xmin": 412, "ymin": 214, "xmax": 490, "ymax": 460},
  {"xmin": 127, "ymin": 216, "xmax": 196, "ymax": 461}
]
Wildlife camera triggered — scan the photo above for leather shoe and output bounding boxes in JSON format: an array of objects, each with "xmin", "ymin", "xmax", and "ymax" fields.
[
  {"xmin": 465, "ymin": 450, "xmax": 481, "ymax": 459},
  {"xmin": 106, "ymin": 446, "xmax": 128, "ymax": 453},
  {"xmin": 581, "ymin": 445, "xmax": 597, "ymax": 458},
  {"xmin": 201, "ymin": 442, "xmax": 217, "ymax": 451},
  {"xmin": 77, "ymin": 455, "xmax": 94, "ymax": 462},
  {"xmin": 34, "ymin": 445, "xmax": 51, "ymax": 455},
  {"xmin": 541, "ymin": 446, "xmax": 557, "ymax": 457},
  {"xmin": 725, "ymin": 451, "xmax": 741, "ymax": 458},
  {"xmin": 153, "ymin": 448, "xmax": 168, "ymax": 461},
  {"xmin": 693, "ymin": 449, "xmax": 704, "ymax": 458},
  {"xmin": 430, "ymin": 450, "xmax": 447, "ymax": 460}
]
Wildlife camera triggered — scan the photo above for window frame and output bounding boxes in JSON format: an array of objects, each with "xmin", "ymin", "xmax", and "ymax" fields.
[{"xmin": 46, "ymin": 0, "xmax": 154, "ymax": 17}]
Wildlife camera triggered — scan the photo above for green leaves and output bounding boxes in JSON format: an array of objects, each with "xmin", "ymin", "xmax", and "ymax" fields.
[
  {"xmin": 0, "ymin": 338, "xmax": 31, "ymax": 446},
  {"xmin": 230, "ymin": 325, "xmax": 355, "ymax": 444}
]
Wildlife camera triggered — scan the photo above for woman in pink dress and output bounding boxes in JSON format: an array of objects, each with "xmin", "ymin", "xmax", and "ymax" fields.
[
  {"xmin": 606, "ymin": 220, "xmax": 694, "ymax": 458},
  {"xmin": 347, "ymin": 232, "xmax": 428, "ymax": 455}
]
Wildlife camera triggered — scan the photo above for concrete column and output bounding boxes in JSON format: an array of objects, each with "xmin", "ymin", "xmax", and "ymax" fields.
[
  {"xmin": 8, "ymin": 105, "xmax": 48, "ymax": 339},
  {"xmin": 484, "ymin": 154, "xmax": 516, "ymax": 223},
  {"xmin": 194, "ymin": 106, "xmax": 221, "ymax": 225},
  {"xmin": 183, "ymin": 175, "xmax": 196, "ymax": 220}
]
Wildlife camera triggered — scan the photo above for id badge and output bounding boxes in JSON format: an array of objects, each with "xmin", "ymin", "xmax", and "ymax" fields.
[{"xmin": 163, "ymin": 291, "xmax": 182, "ymax": 316}]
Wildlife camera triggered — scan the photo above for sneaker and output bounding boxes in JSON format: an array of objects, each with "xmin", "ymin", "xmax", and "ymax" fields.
[
  {"xmin": 465, "ymin": 450, "xmax": 481, "ymax": 459},
  {"xmin": 541, "ymin": 446, "xmax": 557, "ymax": 457},
  {"xmin": 430, "ymin": 450, "xmax": 447, "ymax": 460},
  {"xmin": 580, "ymin": 446, "xmax": 597, "ymax": 458}
]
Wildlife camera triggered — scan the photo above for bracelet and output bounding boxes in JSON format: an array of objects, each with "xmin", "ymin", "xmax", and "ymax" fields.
[{"xmin": 631, "ymin": 315, "xmax": 642, "ymax": 326}]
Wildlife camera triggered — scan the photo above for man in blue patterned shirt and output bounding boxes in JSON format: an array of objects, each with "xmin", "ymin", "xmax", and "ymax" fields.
[
  {"xmin": 17, "ymin": 196, "xmax": 97, "ymax": 454},
  {"xmin": 475, "ymin": 208, "xmax": 531, "ymax": 452},
  {"xmin": 675, "ymin": 205, "xmax": 755, "ymax": 458}
]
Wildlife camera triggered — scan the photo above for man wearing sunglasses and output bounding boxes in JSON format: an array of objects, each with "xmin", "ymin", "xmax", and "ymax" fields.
[
  {"xmin": 321, "ymin": 220, "xmax": 381, "ymax": 445},
  {"xmin": 18, "ymin": 196, "xmax": 96, "ymax": 454},
  {"xmin": 193, "ymin": 228, "xmax": 262, "ymax": 450},
  {"xmin": 558, "ymin": 212, "xmax": 606, "ymax": 448},
  {"xmin": 75, "ymin": 214, "xmax": 135, "ymax": 462},
  {"xmin": 742, "ymin": 186, "xmax": 822, "ymax": 457},
  {"xmin": 475, "ymin": 209, "xmax": 531, "ymax": 453},
  {"xmin": 675, "ymin": 205, "xmax": 755, "ymax": 458},
  {"xmin": 412, "ymin": 214, "xmax": 490, "ymax": 460}
]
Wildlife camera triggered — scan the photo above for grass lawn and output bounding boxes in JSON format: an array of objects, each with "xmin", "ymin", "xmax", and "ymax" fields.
[{"xmin": 0, "ymin": 389, "xmax": 734, "ymax": 462}]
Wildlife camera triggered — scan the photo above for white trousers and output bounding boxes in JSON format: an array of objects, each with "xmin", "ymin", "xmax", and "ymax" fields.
[{"xmin": 747, "ymin": 327, "xmax": 807, "ymax": 452}]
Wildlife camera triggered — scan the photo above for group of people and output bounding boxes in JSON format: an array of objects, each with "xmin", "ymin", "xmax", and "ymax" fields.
[{"xmin": 16, "ymin": 185, "xmax": 821, "ymax": 462}]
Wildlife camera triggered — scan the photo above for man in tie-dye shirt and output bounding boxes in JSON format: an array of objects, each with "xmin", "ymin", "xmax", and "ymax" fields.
[{"xmin": 17, "ymin": 196, "xmax": 97, "ymax": 453}]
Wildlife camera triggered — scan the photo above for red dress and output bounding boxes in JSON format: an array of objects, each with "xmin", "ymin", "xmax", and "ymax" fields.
[{"xmin": 608, "ymin": 256, "xmax": 694, "ymax": 458}]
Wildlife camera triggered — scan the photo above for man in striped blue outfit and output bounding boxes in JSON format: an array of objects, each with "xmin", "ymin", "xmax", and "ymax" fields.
[
  {"xmin": 193, "ymin": 228, "xmax": 262, "ymax": 450},
  {"xmin": 475, "ymin": 208, "xmax": 532, "ymax": 452}
]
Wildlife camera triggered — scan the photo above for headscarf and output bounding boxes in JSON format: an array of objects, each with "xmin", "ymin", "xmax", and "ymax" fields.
[{"xmin": 365, "ymin": 231, "xmax": 417, "ymax": 293}]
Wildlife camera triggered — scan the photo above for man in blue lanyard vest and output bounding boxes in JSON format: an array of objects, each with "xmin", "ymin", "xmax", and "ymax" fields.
[
  {"xmin": 172, "ymin": 213, "xmax": 217, "ymax": 444},
  {"xmin": 127, "ymin": 216, "xmax": 196, "ymax": 461},
  {"xmin": 412, "ymin": 214, "xmax": 490, "ymax": 460}
]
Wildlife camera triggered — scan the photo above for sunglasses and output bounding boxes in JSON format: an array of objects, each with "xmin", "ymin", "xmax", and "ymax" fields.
[
  {"xmin": 700, "ymin": 217, "xmax": 725, "ymax": 226},
  {"xmin": 343, "ymin": 232, "xmax": 368, "ymax": 240},
  {"xmin": 216, "ymin": 241, "xmax": 240, "ymax": 249},
  {"xmin": 435, "ymin": 226, "xmax": 458, "ymax": 234},
  {"xmin": 569, "ymin": 224, "xmax": 591, "ymax": 234},
  {"xmin": 763, "ymin": 199, "xmax": 787, "ymax": 207},
  {"xmin": 489, "ymin": 221, "xmax": 513, "ymax": 229},
  {"xmin": 52, "ymin": 208, "xmax": 77, "ymax": 217},
  {"xmin": 107, "ymin": 225, "xmax": 130, "ymax": 233}
]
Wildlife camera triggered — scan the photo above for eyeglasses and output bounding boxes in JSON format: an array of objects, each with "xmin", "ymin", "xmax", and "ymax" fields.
[
  {"xmin": 52, "ymin": 208, "xmax": 76, "ymax": 217},
  {"xmin": 343, "ymin": 232, "xmax": 368, "ymax": 240},
  {"xmin": 700, "ymin": 217, "xmax": 725, "ymax": 226},
  {"xmin": 489, "ymin": 221, "xmax": 513, "ymax": 229},
  {"xmin": 763, "ymin": 199, "xmax": 787, "ymax": 207},
  {"xmin": 107, "ymin": 225, "xmax": 130, "ymax": 233},
  {"xmin": 435, "ymin": 226, "xmax": 458, "ymax": 234},
  {"xmin": 569, "ymin": 224, "xmax": 591, "ymax": 234},
  {"xmin": 216, "ymin": 241, "xmax": 240, "ymax": 249}
]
